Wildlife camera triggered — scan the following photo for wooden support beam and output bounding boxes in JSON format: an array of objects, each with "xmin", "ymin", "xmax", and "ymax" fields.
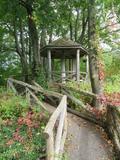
[
  {"xmin": 60, "ymin": 114, "xmax": 67, "ymax": 154},
  {"xmin": 59, "ymin": 84, "xmax": 97, "ymax": 98},
  {"xmin": 26, "ymin": 87, "xmax": 31, "ymax": 106},
  {"xmin": 76, "ymin": 49, "xmax": 80, "ymax": 82},
  {"xmin": 8, "ymin": 78, "xmax": 63, "ymax": 99},
  {"xmin": 69, "ymin": 59, "xmax": 72, "ymax": 79},
  {"xmin": 72, "ymin": 59, "xmax": 76, "ymax": 80},
  {"xmin": 7, "ymin": 80, "xmax": 17, "ymax": 95},
  {"xmin": 48, "ymin": 50, "xmax": 52, "ymax": 81},
  {"xmin": 27, "ymin": 88, "xmax": 47, "ymax": 110},
  {"xmin": 61, "ymin": 58, "xmax": 66, "ymax": 84},
  {"xmin": 54, "ymin": 96, "xmax": 67, "ymax": 159},
  {"xmin": 52, "ymin": 59, "xmax": 55, "ymax": 80},
  {"xmin": 44, "ymin": 96, "xmax": 66, "ymax": 138},
  {"xmin": 47, "ymin": 131, "xmax": 54, "ymax": 160},
  {"xmin": 44, "ymin": 95, "xmax": 67, "ymax": 160},
  {"xmin": 86, "ymin": 55, "xmax": 89, "ymax": 81}
]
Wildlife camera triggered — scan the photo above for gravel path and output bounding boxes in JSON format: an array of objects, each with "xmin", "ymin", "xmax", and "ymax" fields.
[
  {"xmin": 45, "ymin": 103, "xmax": 113, "ymax": 160},
  {"xmin": 65, "ymin": 113, "xmax": 113, "ymax": 160}
]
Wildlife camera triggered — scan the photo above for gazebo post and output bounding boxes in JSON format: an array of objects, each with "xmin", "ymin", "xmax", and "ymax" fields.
[
  {"xmin": 73, "ymin": 59, "xmax": 76, "ymax": 80},
  {"xmin": 86, "ymin": 55, "xmax": 89, "ymax": 81},
  {"xmin": 47, "ymin": 49, "xmax": 52, "ymax": 82},
  {"xmin": 52, "ymin": 59, "xmax": 54, "ymax": 80},
  {"xmin": 65, "ymin": 59, "xmax": 68, "ymax": 77},
  {"xmin": 61, "ymin": 58, "xmax": 66, "ymax": 83},
  {"xmin": 69, "ymin": 59, "xmax": 72, "ymax": 78},
  {"xmin": 76, "ymin": 49, "xmax": 80, "ymax": 82}
]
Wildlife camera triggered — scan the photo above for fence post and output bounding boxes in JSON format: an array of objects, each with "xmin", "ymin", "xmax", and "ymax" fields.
[
  {"xmin": 7, "ymin": 79, "xmax": 17, "ymax": 94},
  {"xmin": 26, "ymin": 87, "xmax": 31, "ymax": 105},
  {"xmin": 54, "ymin": 96, "xmax": 67, "ymax": 160},
  {"xmin": 47, "ymin": 132, "xmax": 54, "ymax": 160}
]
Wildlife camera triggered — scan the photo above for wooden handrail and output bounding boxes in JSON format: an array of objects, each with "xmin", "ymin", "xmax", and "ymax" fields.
[
  {"xmin": 7, "ymin": 78, "xmax": 63, "ymax": 99},
  {"xmin": 44, "ymin": 95, "xmax": 66, "ymax": 137},
  {"xmin": 26, "ymin": 87, "xmax": 47, "ymax": 110},
  {"xmin": 7, "ymin": 78, "xmax": 68, "ymax": 160},
  {"xmin": 44, "ymin": 95, "xmax": 67, "ymax": 160},
  {"xmin": 7, "ymin": 79, "xmax": 48, "ymax": 111}
]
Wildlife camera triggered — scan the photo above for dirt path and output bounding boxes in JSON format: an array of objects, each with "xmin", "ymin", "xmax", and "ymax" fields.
[
  {"xmin": 45, "ymin": 103, "xmax": 113, "ymax": 160},
  {"xmin": 65, "ymin": 113, "xmax": 113, "ymax": 160}
]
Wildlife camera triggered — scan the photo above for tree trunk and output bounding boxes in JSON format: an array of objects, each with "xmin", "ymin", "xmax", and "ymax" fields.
[
  {"xmin": 40, "ymin": 28, "xmax": 47, "ymax": 48},
  {"xmin": 19, "ymin": 0, "xmax": 40, "ymax": 77},
  {"xmin": 69, "ymin": 12, "xmax": 73, "ymax": 41},
  {"xmin": 74, "ymin": 9, "xmax": 79, "ymax": 42},
  {"xmin": 48, "ymin": 27, "xmax": 53, "ymax": 44},
  {"xmin": 13, "ymin": 18, "xmax": 29, "ymax": 82},
  {"xmin": 79, "ymin": 8, "xmax": 88, "ymax": 44},
  {"xmin": 19, "ymin": 18, "xmax": 29, "ymax": 81},
  {"xmin": 28, "ymin": 13, "xmax": 40, "ymax": 77},
  {"xmin": 88, "ymin": 0, "xmax": 102, "ymax": 108}
]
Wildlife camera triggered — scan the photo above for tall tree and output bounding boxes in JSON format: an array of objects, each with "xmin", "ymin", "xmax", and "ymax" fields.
[
  {"xmin": 20, "ymin": 0, "xmax": 40, "ymax": 77},
  {"xmin": 13, "ymin": 17, "xmax": 29, "ymax": 81},
  {"xmin": 88, "ymin": 0, "xmax": 103, "ymax": 108}
]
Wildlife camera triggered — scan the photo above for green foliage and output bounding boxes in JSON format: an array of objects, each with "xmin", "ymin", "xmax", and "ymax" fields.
[
  {"xmin": 0, "ymin": 90, "xmax": 48, "ymax": 160},
  {"xmin": 105, "ymin": 76, "xmax": 120, "ymax": 92},
  {"xmin": 66, "ymin": 81, "xmax": 92, "ymax": 109},
  {"xmin": 103, "ymin": 53, "xmax": 120, "ymax": 78},
  {"xmin": 35, "ymin": 70, "xmax": 48, "ymax": 89},
  {"xmin": 66, "ymin": 81, "xmax": 91, "ymax": 92},
  {"xmin": 103, "ymin": 53, "xmax": 120, "ymax": 93},
  {"xmin": 0, "ymin": 92, "xmax": 28, "ymax": 119}
]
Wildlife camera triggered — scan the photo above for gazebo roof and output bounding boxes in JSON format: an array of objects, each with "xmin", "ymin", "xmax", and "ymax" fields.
[{"xmin": 40, "ymin": 38, "xmax": 88, "ymax": 59}]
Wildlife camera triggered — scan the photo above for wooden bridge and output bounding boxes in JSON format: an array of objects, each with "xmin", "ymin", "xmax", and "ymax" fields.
[{"xmin": 7, "ymin": 78, "xmax": 113, "ymax": 160}]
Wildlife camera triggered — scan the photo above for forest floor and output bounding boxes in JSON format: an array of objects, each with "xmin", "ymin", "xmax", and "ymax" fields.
[{"xmin": 45, "ymin": 102, "xmax": 114, "ymax": 160}]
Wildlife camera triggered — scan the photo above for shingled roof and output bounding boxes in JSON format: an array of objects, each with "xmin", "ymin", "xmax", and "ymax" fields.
[
  {"xmin": 40, "ymin": 38, "xmax": 88, "ymax": 58},
  {"xmin": 47, "ymin": 38, "xmax": 81, "ymax": 47}
]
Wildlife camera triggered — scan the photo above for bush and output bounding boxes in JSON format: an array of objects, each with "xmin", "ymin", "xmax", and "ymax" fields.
[
  {"xmin": 65, "ymin": 81, "xmax": 92, "ymax": 109},
  {"xmin": 66, "ymin": 81, "xmax": 91, "ymax": 92},
  {"xmin": 0, "ymin": 90, "xmax": 48, "ymax": 160},
  {"xmin": 104, "ymin": 71, "xmax": 120, "ymax": 94},
  {"xmin": 0, "ymin": 92, "xmax": 28, "ymax": 119},
  {"xmin": 35, "ymin": 70, "xmax": 48, "ymax": 89}
]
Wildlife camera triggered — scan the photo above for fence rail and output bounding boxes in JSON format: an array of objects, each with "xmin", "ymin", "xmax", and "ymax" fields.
[
  {"xmin": 51, "ymin": 71, "xmax": 87, "ymax": 83},
  {"xmin": 7, "ymin": 78, "xmax": 68, "ymax": 160},
  {"xmin": 44, "ymin": 95, "xmax": 67, "ymax": 160}
]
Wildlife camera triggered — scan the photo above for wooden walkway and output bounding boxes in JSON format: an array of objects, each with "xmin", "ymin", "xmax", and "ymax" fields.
[{"xmin": 45, "ymin": 103, "xmax": 113, "ymax": 160}]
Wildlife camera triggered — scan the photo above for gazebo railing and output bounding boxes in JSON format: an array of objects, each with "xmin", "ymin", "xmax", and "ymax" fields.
[{"xmin": 50, "ymin": 71, "xmax": 87, "ymax": 83}]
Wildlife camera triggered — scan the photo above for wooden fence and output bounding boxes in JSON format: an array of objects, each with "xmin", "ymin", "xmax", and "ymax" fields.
[
  {"xmin": 44, "ymin": 95, "xmax": 67, "ymax": 160},
  {"xmin": 7, "ymin": 78, "xmax": 67, "ymax": 160},
  {"xmin": 51, "ymin": 71, "xmax": 87, "ymax": 83}
]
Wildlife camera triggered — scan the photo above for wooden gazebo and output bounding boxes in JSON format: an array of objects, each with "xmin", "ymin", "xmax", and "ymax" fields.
[{"xmin": 40, "ymin": 38, "xmax": 89, "ymax": 83}]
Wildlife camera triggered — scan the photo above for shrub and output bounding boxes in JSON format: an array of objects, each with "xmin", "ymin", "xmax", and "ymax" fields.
[
  {"xmin": 35, "ymin": 70, "xmax": 48, "ymax": 89},
  {"xmin": 65, "ymin": 81, "xmax": 92, "ymax": 108},
  {"xmin": 0, "ymin": 92, "xmax": 28, "ymax": 119},
  {"xmin": 0, "ymin": 90, "xmax": 48, "ymax": 160}
]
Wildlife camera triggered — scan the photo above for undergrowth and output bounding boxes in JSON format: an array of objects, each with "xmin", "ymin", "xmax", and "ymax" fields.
[{"xmin": 0, "ymin": 89, "xmax": 49, "ymax": 160}]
